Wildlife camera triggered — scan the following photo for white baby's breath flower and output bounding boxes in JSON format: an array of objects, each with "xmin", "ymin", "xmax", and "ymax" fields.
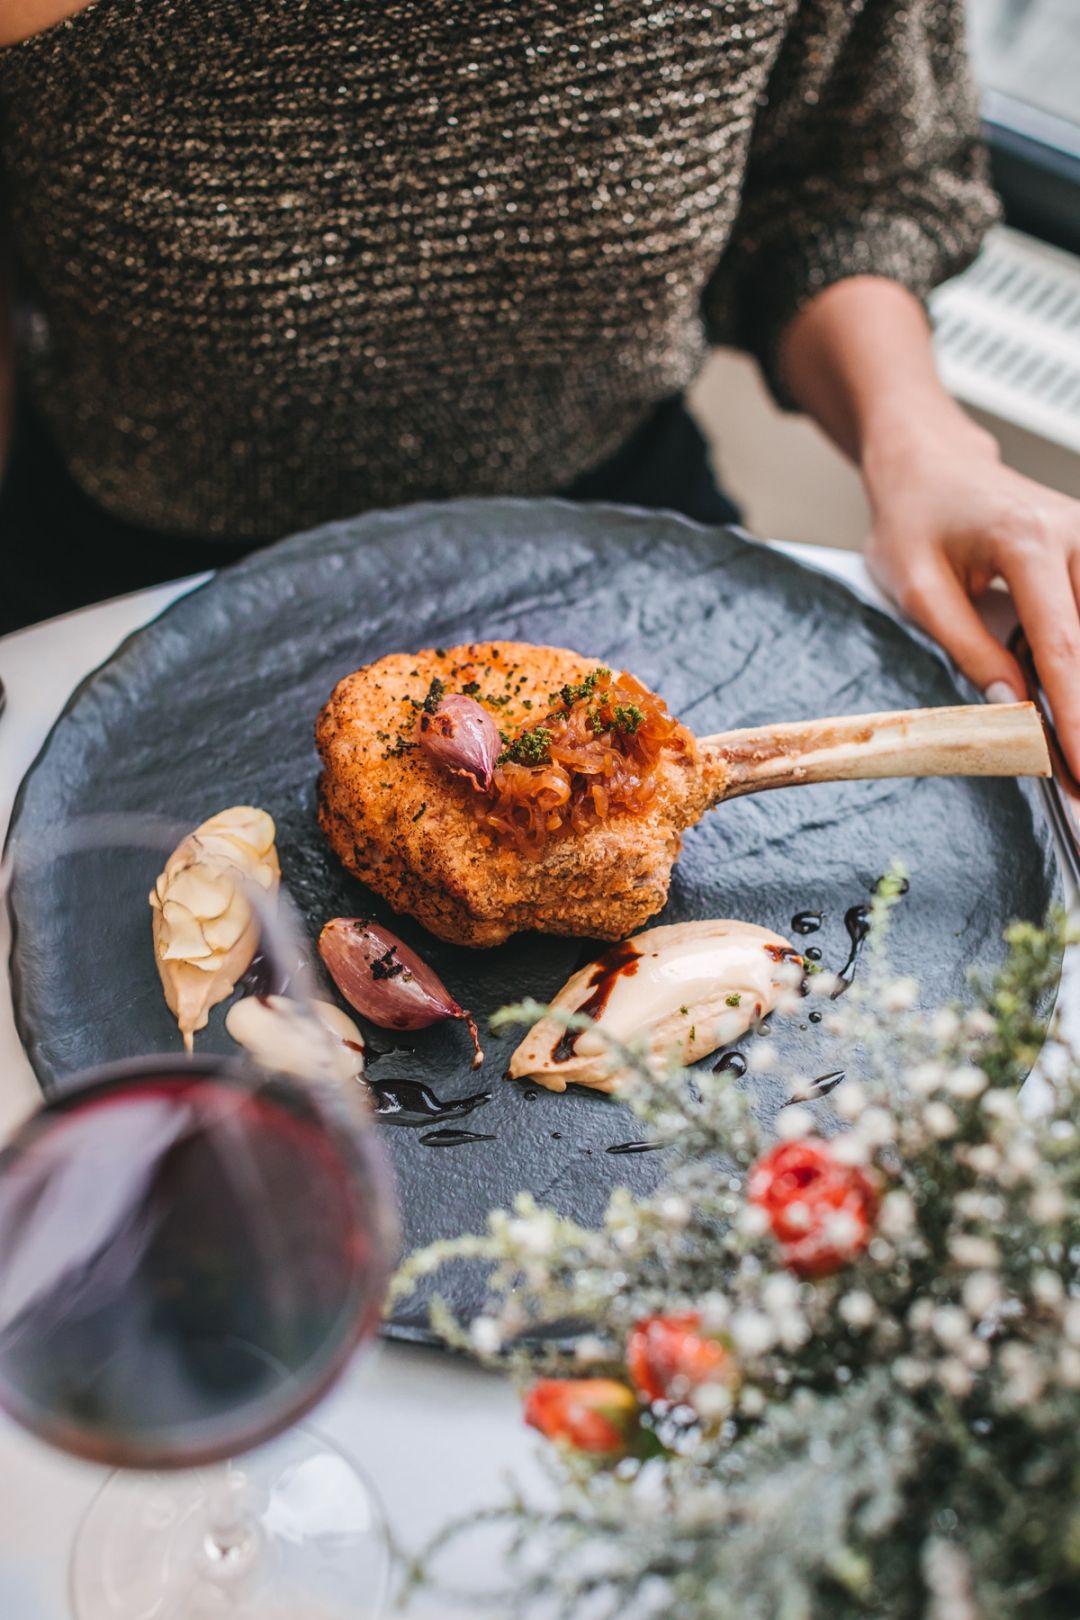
[
  {"xmin": 964, "ymin": 1008, "xmax": 997, "ymax": 1040},
  {"xmin": 882, "ymin": 976, "xmax": 919, "ymax": 1013},
  {"xmin": 929, "ymin": 1008, "xmax": 961, "ymax": 1044},
  {"xmin": 1063, "ymin": 1301, "xmax": 1080, "ymax": 1346},
  {"xmin": 945, "ymin": 1065, "xmax": 988, "ymax": 1101},
  {"xmin": 574, "ymin": 1334, "xmax": 610, "ymax": 1365},
  {"xmin": 981, "ymin": 1090, "xmax": 1019, "ymax": 1122},
  {"xmin": 761, "ymin": 1272, "xmax": 800, "ymax": 1315},
  {"xmin": 739, "ymin": 1204, "xmax": 771, "ymax": 1239},
  {"xmin": 613, "ymin": 1225, "xmax": 640, "ymax": 1253},
  {"xmin": 965, "ymin": 1145, "xmax": 1000, "ymax": 1176},
  {"xmin": 1058, "ymin": 1347, "xmax": 1080, "ymax": 1389},
  {"xmin": 739, "ymin": 1385, "xmax": 767, "ymax": 1418},
  {"xmin": 824, "ymin": 1210, "xmax": 862, "ymax": 1250},
  {"xmin": 1004, "ymin": 1140, "xmax": 1040, "ymax": 1180},
  {"xmin": 698, "ymin": 1294, "xmax": 731, "ymax": 1334},
  {"xmin": 838, "ymin": 1290, "xmax": 877, "ymax": 1329},
  {"xmin": 1033, "ymin": 1269, "xmax": 1065, "ymax": 1306},
  {"xmin": 931, "ymin": 1305, "xmax": 970, "ymax": 1349},
  {"xmin": 856, "ymin": 1106, "xmax": 895, "ymax": 1146},
  {"xmin": 894, "ymin": 1356, "xmax": 931, "ymax": 1390},
  {"xmin": 908, "ymin": 1297, "xmax": 935, "ymax": 1334},
  {"xmin": 507, "ymin": 1212, "xmax": 558, "ymax": 1256},
  {"xmin": 780, "ymin": 1200, "xmax": 812, "ymax": 1235},
  {"xmin": 775, "ymin": 959, "xmax": 804, "ymax": 991},
  {"xmin": 962, "ymin": 1272, "xmax": 1003, "ymax": 1319},
  {"xmin": 470, "ymin": 1316, "xmax": 503, "ymax": 1355},
  {"xmin": 949, "ymin": 1234, "xmax": 1000, "ymax": 1270},
  {"xmin": 776, "ymin": 1105, "xmax": 813, "ymax": 1141},
  {"xmin": 658, "ymin": 1195, "xmax": 691, "ymax": 1228},
  {"xmin": 834, "ymin": 1081, "xmax": 868, "ymax": 1121},
  {"xmin": 961, "ymin": 1337, "xmax": 990, "ymax": 1371},
  {"xmin": 937, "ymin": 1357, "xmax": 974, "ymax": 1400},
  {"xmin": 748, "ymin": 1041, "xmax": 778, "ymax": 1074},
  {"xmin": 1000, "ymin": 1342, "xmax": 1045, "ymax": 1405},
  {"xmin": 692, "ymin": 1382, "xmax": 735, "ymax": 1423},
  {"xmin": 776, "ymin": 1308, "xmax": 811, "ymax": 1351},
  {"xmin": 923, "ymin": 1102, "xmax": 959, "ymax": 1140},
  {"xmin": 808, "ymin": 971, "xmax": 842, "ymax": 999},
  {"xmin": 730, "ymin": 1307, "xmax": 777, "ymax": 1357},
  {"xmin": 830, "ymin": 1134, "xmax": 871, "ymax": 1166},
  {"xmin": 907, "ymin": 1061, "xmax": 946, "ymax": 1098},
  {"xmin": 1030, "ymin": 1186, "xmax": 1067, "ymax": 1224},
  {"xmin": 878, "ymin": 1189, "xmax": 916, "ymax": 1239}
]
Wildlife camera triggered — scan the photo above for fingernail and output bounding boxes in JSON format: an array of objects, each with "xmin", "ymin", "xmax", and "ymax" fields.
[{"xmin": 984, "ymin": 680, "xmax": 1020, "ymax": 705}]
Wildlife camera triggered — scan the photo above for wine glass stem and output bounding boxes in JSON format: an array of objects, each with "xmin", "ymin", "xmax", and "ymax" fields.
[{"xmin": 200, "ymin": 1463, "xmax": 260, "ymax": 1584}]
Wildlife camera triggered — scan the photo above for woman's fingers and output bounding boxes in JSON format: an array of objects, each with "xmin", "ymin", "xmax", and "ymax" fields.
[
  {"xmin": 891, "ymin": 553, "xmax": 1026, "ymax": 702},
  {"xmin": 1002, "ymin": 540, "xmax": 1080, "ymax": 779}
]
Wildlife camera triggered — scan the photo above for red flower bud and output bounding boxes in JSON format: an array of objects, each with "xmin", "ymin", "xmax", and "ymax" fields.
[
  {"xmin": 523, "ymin": 1378, "xmax": 638, "ymax": 1456},
  {"xmin": 627, "ymin": 1313, "xmax": 738, "ymax": 1406},
  {"xmin": 748, "ymin": 1139, "xmax": 878, "ymax": 1278}
]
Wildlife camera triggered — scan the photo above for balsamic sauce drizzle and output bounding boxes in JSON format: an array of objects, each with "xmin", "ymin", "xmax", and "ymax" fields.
[
  {"xmin": 419, "ymin": 1128, "xmax": 497, "ymax": 1147},
  {"xmin": 605, "ymin": 1140, "xmax": 665, "ymax": 1156},
  {"xmin": 551, "ymin": 939, "xmax": 641, "ymax": 1063},
  {"xmin": 832, "ymin": 904, "xmax": 871, "ymax": 998},
  {"xmin": 784, "ymin": 1069, "xmax": 846, "ymax": 1107},
  {"xmin": 791, "ymin": 910, "xmax": 823, "ymax": 935},
  {"xmin": 367, "ymin": 1077, "xmax": 491, "ymax": 1127}
]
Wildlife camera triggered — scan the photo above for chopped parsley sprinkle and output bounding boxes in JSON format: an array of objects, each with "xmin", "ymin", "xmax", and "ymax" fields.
[
  {"xmin": 461, "ymin": 680, "xmax": 481, "ymax": 696},
  {"xmin": 498, "ymin": 726, "xmax": 552, "ymax": 766},
  {"xmin": 726, "ymin": 992, "xmax": 741, "ymax": 1007},
  {"xmin": 412, "ymin": 802, "xmax": 428, "ymax": 821},
  {"xmin": 689, "ymin": 1025, "xmax": 696, "ymax": 1043},
  {"xmin": 555, "ymin": 666, "xmax": 611, "ymax": 710},
  {"xmin": 421, "ymin": 677, "xmax": 446, "ymax": 715},
  {"xmin": 679, "ymin": 1004, "xmax": 689, "ymax": 1016}
]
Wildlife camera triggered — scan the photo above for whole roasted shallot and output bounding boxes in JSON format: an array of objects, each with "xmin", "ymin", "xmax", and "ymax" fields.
[{"xmin": 319, "ymin": 917, "xmax": 484, "ymax": 1068}]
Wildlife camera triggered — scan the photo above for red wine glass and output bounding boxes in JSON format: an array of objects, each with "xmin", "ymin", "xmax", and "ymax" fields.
[{"xmin": 0, "ymin": 818, "xmax": 399, "ymax": 1619}]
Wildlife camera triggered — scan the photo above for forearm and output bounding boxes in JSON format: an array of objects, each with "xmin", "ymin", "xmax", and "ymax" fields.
[{"xmin": 776, "ymin": 276, "xmax": 996, "ymax": 475}]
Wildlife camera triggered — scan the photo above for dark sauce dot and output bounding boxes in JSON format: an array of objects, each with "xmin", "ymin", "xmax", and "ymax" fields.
[
  {"xmin": 606, "ymin": 1140, "xmax": 664, "ymax": 1156},
  {"xmin": 523, "ymin": 1088, "xmax": 538, "ymax": 1102},
  {"xmin": 550, "ymin": 1131, "xmax": 563, "ymax": 1140},
  {"xmin": 791, "ymin": 910, "xmax": 823, "ymax": 935},
  {"xmin": 805, "ymin": 945, "xmax": 822, "ymax": 961},
  {"xmin": 809, "ymin": 1009, "xmax": 823, "ymax": 1024},
  {"xmin": 713, "ymin": 1050, "xmax": 747, "ymax": 1078}
]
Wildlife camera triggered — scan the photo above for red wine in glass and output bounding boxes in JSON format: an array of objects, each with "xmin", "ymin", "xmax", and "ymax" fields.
[
  {"xmin": 0, "ymin": 1053, "xmax": 398, "ymax": 1620},
  {"xmin": 0, "ymin": 1057, "xmax": 389, "ymax": 1471}
]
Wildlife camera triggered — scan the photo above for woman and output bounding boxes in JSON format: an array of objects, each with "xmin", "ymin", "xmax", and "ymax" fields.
[{"xmin": 2, "ymin": 0, "xmax": 1079, "ymax": 774}]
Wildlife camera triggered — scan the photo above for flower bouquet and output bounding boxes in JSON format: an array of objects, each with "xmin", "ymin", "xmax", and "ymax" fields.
[{"xmin": 393, "ymin": 878, "xmax": 1079, "ymax": 1619}]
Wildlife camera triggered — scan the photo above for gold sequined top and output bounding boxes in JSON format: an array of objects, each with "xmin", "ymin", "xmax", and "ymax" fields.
[{"xmin": 0, "ymin": 0, "xmax": 997, "ymax": 540}]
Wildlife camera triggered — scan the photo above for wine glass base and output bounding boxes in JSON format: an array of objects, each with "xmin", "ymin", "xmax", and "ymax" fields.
[{"xmin": 70, "ymin": 1425, "xmax": 390, "ymax": 1620}]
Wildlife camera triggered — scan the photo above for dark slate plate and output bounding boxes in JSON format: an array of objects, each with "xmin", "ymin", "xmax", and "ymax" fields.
[{"xmin": 6, "ymin": 499, "xmax": 1060, "ymax": 1341}]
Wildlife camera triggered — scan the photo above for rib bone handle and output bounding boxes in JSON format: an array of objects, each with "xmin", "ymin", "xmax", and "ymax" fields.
[{"xmin": 700, "ymin": 702, "xmax": 1050, "ymax": 805}]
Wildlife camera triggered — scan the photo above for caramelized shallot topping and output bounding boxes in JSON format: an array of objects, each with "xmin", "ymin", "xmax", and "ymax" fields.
[{"xmin": 474, "ymin": 667, "xmax": 693, "ymax": 852}]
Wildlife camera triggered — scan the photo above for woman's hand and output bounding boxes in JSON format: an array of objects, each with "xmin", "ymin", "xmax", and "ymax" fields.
[
  {"xmin": 779, "ymin": 276, "xmax": 1080, "ymax": 777},
  {"xmin": 862, "ymin": 414, "xmax": 1080, "ymax": 777}
]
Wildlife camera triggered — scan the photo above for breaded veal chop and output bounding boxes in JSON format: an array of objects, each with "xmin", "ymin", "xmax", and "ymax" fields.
[
  {"xmin": 316, "ymin": 640, "xmax": 1050, "ymax": 949},
  {"xmin": 317, "ymin": 641, "xmax": 699, "ymax": 947}
]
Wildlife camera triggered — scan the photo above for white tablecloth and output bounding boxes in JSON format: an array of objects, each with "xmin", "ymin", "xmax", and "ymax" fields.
[{"xmin": 0, "ymin": 545, "xmax": 1074, "ymax": 1619}]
